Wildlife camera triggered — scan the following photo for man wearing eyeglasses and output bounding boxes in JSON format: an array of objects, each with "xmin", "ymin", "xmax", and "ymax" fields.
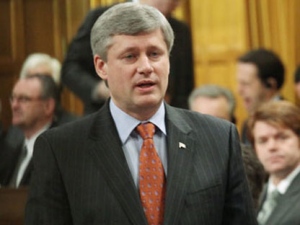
[{"xmin": 0, "ymin": 75, "xmax": 58, "ymax": 188}]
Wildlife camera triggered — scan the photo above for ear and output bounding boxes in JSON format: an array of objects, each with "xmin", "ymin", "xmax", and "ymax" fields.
[
  {"xmin": 43, "ymin": 98, "xmax": 55, "ymax": 116},
  {"xmin": 266, "ymin": 78, "xmax": 277, "ymax": 90},
  {"xmin": 94, "ymin": 55, "xmax": 108, "ymax": 80}
]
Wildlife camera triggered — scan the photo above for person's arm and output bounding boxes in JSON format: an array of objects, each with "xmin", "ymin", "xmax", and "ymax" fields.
[
  {"xmin": 25, "ymin": 135, "xmax": 72, "ymax": 225},
  {"xmin": 61, "ymin": 8, "xmax": 109, "ymax": 108},
  {"xmin": 168, "ymin": 18, "xmax": 194, "ymax": 109},
  {"xmin": 223, "ymin": 124, "xmax": 258, "ymax": 225}
]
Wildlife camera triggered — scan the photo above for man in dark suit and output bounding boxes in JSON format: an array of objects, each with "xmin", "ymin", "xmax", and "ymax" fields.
[
  {"xmin": 61, "ymin": 0, "xmax": 194, "ymax": 114},
  {"xmin": 248, "ymin": 101, "xmax": 300, "ymax": 225},
  {"xmin": 25, "ymin": 3, "xmax": 257, "ymax": 224},
  {"xmin": 0, "ymin": 75, "xmax": 59, "ymax": 187}
]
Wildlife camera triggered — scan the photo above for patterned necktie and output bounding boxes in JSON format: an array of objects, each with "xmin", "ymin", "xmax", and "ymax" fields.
[
  {"xmin": 257, "ymin": 189, "xmax": 281, "ymax": 225},
  {"xmin": 136, "ymin": 122, "xmax": 166, "ymax": 225}
]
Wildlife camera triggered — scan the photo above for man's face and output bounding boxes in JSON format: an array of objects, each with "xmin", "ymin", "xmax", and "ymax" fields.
[
  {"xmin": 190, "ymin": 96, "xmax": 231, "ymax": 121},
  {"xmin": 95, "ymin": 29, "xmax": 169, "ymax": 120},
  {"xmin": 236, "ymin": 62, "xmax": 269, "ymax": 113},
  {"xmin": 10, "ymin": 79, "xmax": 48, "ymax": 129},
  {"xmin": 253, "ymin": 121, "xmax": 300, "ymax": 179}
]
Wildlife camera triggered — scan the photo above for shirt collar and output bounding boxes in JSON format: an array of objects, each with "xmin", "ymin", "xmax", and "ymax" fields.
[
  {"xmin": 24, "ymin": 123, "xmax": 51, "ymax": 156},
  {"xmin": 268, "ymin": 166, "xmax": 300, "ymax": 194},
  {"xmin": 109, "ymin": 99, "xmax": 166, "ymax": 144}
]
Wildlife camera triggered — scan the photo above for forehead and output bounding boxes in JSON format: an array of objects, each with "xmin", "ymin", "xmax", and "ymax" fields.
[
  {"xmin": 192, "ymin": 96, "xmax": 230, "ymax": 119},
  {"xmin": 109, "ymin": 29, "xmax": 166, "ymax": 50},
  {"xmin": 253, "ymin": 121, "xmax": 291, "ymax": 137},
  {"xmin": 236, "ymin": 62, "xmax": 259, "ymax": 81},
  {"xmin": 13, "ymin": 78, "xmax": 41, "ymax": 96}
]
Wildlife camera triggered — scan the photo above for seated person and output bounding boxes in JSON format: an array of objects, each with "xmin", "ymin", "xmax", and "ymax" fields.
[
  {"xmin": 0, "ymin": 75, "xmax": 61, "ymax": 187},
  {"xmin": 19, "ymin": 53, "xmax": 78, "ymax": 125},
  {"xmin": 188, "ymin": 84, "xmax": 236, "ymax": 123},
  {"xmin": 248, "ymin": 101, "xmax": 300, "ymax": 225}
]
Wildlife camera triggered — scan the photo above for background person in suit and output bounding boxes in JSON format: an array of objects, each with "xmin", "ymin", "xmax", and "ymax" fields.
[
  {"xmin": 61, "ymin": 0, "xmax": 194, "ymax": 114},
  {"xmin": 25, "ymin": 3, "xmax": 257, "ymax": 225},
  {"xmin": 236, "ymin": 48, "xmax": 285, "ymax": 144},
  {"xmin": 0, "ymin": 75, "xmax": 59, "ymax": 187},
  {"xmin": 188, "ymin": 84, "xmax": 236, "ymax": 123},
  {"xmin": 248, "ymin": 101, "xmax": 300, "ymax": 225}
]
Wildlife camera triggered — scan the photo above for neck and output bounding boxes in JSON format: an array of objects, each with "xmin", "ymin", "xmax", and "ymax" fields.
[{"xmin": 22, "ymin": 119, "xmax": 52, "ymax": 139}]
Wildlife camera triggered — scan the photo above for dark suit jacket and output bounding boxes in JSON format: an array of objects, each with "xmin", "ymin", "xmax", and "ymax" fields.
[
  {"xmin": 25, "ymin": 101, "xmax": 257, "ymax": 225},
  {"xmin": 61, "ymin": 5, "xmax": 194, "ymax": 114},
  {"xmin": 258, "ymin": 172, "xmax": 300, "ymax": 225},
  {"xmin": 0, "ymin": 126, "xmax": 34, "ymax": 187},
  {"xmin": 0, "ymin": 109, "xmax": 77, "ymax": 187}
]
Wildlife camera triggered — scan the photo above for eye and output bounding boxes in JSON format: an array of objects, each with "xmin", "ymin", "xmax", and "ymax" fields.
[
  {"xmin": 149, "ymin": 50, "xmax": 162, "ymax": 60},
  {"xmin": 277, "ymin": 134, "xmax": 288, "ymax": 140},
  {"xmin": 256, "ymin": 138, "xmax": 267, "ymax": 144},
  {"xmin": 122, "ymin": 53, "xmax": 137, "ymax": 63}
]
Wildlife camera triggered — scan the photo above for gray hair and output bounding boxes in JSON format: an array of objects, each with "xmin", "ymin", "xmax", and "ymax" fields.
[
  {"xmin": 19, "ymin": 53, "xmax": 61, "ymax": 85},
  {"xmin": 188, "ymin": 84, "xmax": 236, "ymax": 120},
  {"xmin": 91, "ymin": 2, "xmax": 174, "ymax": 61}
]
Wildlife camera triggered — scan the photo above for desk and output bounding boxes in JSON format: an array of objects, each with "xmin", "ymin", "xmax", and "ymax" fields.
[{"xmin": 0, "ymin": 188, "xmax": 28, "ymax": 225}]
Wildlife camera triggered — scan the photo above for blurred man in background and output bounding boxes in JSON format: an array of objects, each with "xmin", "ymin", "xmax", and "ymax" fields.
[
  {"xmin": 248, "ymin": 101, "xmax": 300, "ymax": 225},
  {"xmin": 236, "ymin": 48, "xmax": 285, "ymax": 144},
  {"xmin": 0, "ymin": 75, "xmax": 58, "ymax": 187},
  {"xmin": 188, "ymin": 84, "xmax": 236, "ymax": 123}
]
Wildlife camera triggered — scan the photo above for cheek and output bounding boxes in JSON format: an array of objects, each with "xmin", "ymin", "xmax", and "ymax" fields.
[{"xmin": 254, "ymin": 147, "xmax": 265, "ymax": 161}]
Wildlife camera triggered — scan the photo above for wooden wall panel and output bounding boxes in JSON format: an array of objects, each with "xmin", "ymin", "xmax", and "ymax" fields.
[
  {"xmin": 189, "ymin": 0, "xmax": 249, "ymax": 130},
  {"xmin": 0, "ymin": 0, "xmax": 24, "ymax": 130}
]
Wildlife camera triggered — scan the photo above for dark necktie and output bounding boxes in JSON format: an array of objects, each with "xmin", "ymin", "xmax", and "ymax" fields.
[
  {"xmin": 136, "ymin": 122, "xmax": 166, "ymax": 225},
  {"xmin": 257, "ymin": 189, "xmax": 281, "ymax": 225},
  {"xmin": 9, "ymin": 144, "xmax": 28, "ymax": 188}
]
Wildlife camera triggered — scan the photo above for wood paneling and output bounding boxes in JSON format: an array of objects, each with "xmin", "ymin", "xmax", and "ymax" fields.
[
  {"xmin": 0, "ymin": 0, "xmax": 24, "ymax": 130},
  {"xmin": 0, "ymin": 188, "xmax": 28, "ymax": 225},
  {"xmin": 189, "ymin": 0, "xmax": 249, "ymax": 130}
]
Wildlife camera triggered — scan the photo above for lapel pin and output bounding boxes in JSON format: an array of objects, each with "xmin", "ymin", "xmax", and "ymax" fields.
[{"xmin": 179, "ymin": 142, "xmax": 186, "ymax": 149}]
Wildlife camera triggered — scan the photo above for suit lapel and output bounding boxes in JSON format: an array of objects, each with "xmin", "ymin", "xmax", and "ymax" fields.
[
  {"xmin": 87, "ymin": 102, "xmax": 147, "ymax": 225},
  {"xmin": 266, "ymin": 172, "xmax": 300, "ymax": 225},
  {"xmin": 163, "ymin": 105, "xmax": 194, "ymax": 225}
]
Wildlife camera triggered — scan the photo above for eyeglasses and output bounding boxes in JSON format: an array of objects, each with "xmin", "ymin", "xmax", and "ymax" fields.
[{"xmin": 9, "ymin": 95, "xmax": 44, "ymax": 104}]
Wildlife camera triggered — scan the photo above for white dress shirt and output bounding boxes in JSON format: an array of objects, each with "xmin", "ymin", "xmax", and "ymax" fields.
[{"xmin": 15, "ymin": 124, "xmax": 50, "ymax": 187}]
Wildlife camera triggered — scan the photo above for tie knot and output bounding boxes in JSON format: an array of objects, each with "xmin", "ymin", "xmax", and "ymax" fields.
[
  {"xmin": 269, "ymin": 189, "xmax": 280, "ymax": 200},
  {"xmin": 136, "ymin": 122, "xmax": 155, "ymax": 140}
]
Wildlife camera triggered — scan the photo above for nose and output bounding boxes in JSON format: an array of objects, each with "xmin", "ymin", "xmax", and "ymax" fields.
[
  {"xmin": 10, "ymin": 97, "xmax": 19, "ymax": 109},
  {"xmin": 136, "ymin": 55, "xmax": 153, "ymax": 75},
  {"xmin": 266, "ymin": 138, "xmax": 277, "ymax": 152}
]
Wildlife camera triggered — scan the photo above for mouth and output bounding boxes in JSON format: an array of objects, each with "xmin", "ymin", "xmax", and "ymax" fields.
[
  {"xmin": 136, "ymin": 80, "xmax": 156, "ymax": 90},
  {"xmin": 268, "ymin": 155, "xmax": 283, "ymax": 163}
]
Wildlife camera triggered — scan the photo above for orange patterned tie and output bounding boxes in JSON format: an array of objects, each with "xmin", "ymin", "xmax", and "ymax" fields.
[{"xmin": 136, "ymin": 122, "xmax": 166, "ymax": 225}]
